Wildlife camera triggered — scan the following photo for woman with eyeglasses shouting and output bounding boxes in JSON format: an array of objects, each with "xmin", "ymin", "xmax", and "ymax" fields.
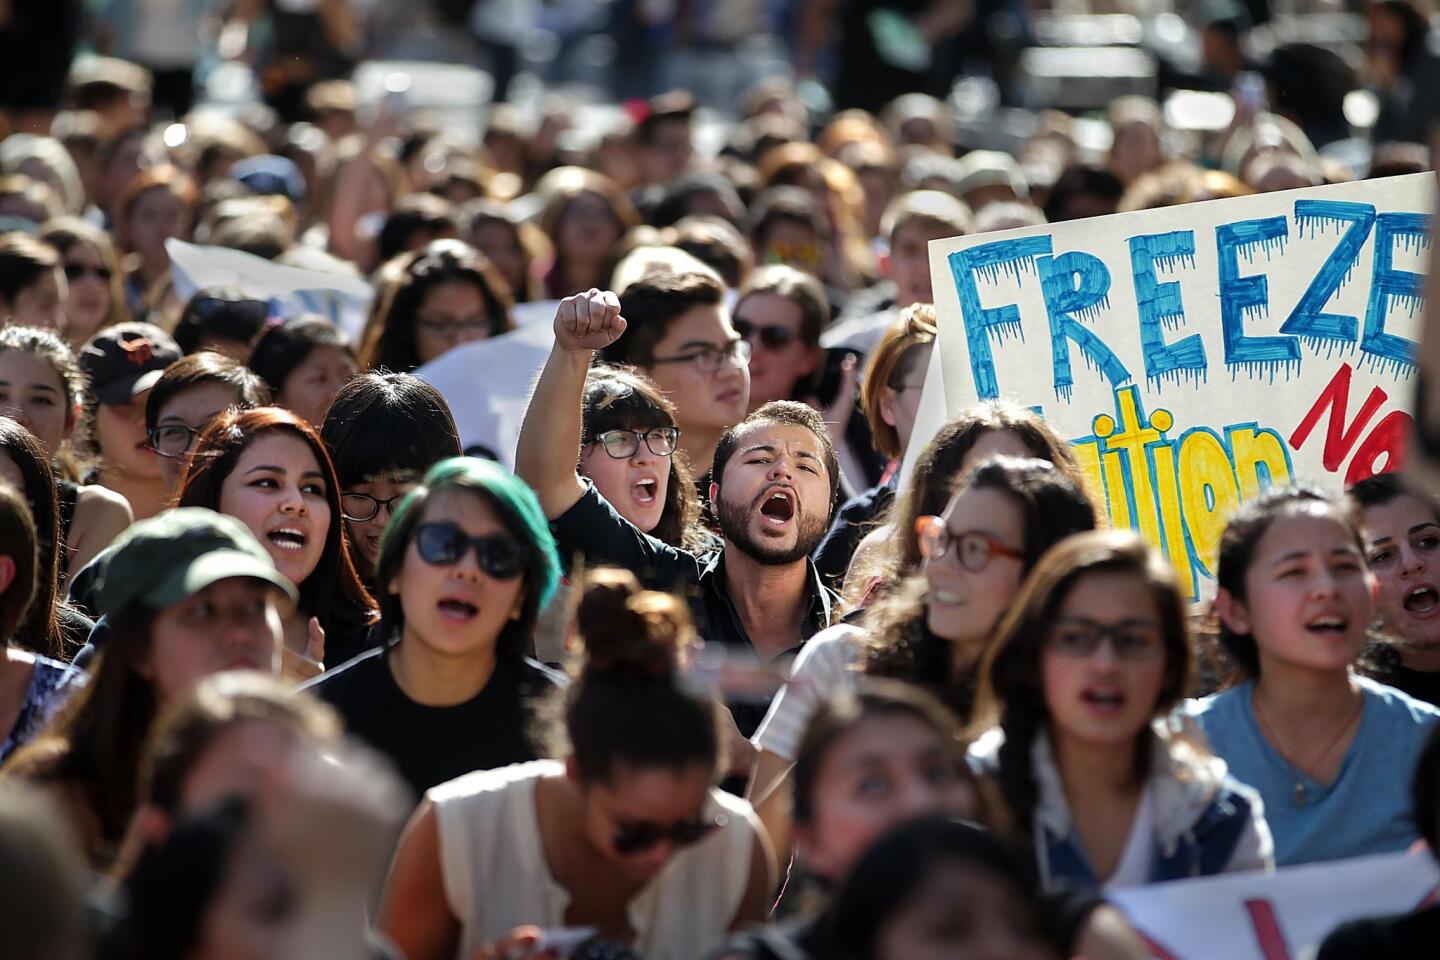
[
  {"xmin": 579, "ymin": 364, "xmax": 708, "ymax": 550},
  {"xmin": 176, "ymin": 407, "xmax": 376, "ymax": 674},
  {"xmin": 379, "ymin": 566, "xmax": 773, "ymax": 960},
  {"xmin": 357, "ymin": 240, "xmax": 516, "ymax": 374},
  {"xmin": 971, "ymin": 530, "xmax": 1273, "ymax": 889},
  {"xmin": 747, "ymin": 456, "xmax": 1096, "ymax": 854},
  {"xmin": 144, "ymin": 352, "xmax": 271, "ymax": 499},
  {"xmin": 305, "ymin": 456, "xmax": 564, "ymax": 799}
]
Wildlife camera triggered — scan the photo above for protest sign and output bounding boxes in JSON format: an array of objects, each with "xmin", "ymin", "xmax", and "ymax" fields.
[
  {"xmin": 166, "ymin": 239, "xmax": 376, "ymax": 346},
  {"xmin": 1108, "ymin": 850, "xmax": 1439, "ymax": 960},
  {"xmin": 413, "ymin": 320, "xmax": 555, "ymax": 468},
  {"xmin": 925, "ymin": 174, "xmax": 1435, "ymax": 599}
]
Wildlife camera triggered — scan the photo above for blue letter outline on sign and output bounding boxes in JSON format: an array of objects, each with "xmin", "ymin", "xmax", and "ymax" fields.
[
  {"xmin": 1361, "ymin": 211, "xmax": 1429, "ymax": 378},
  {"xmin": 1216, "ymin": 216, "xmax": 1301, "ymax": 380},
  {"xmin": 948, "ymin": 235, "xmax": 1052, "ymax": 399},
  {"xmin": 1037, "ymin": 251, "xmax": 1130, "ymax": 401},
  {"xmin": 1282, "ymin": 199, "xmax": 1376, "ymax": 351},
  {"xmin": 1129, "ymin": 231, "xmax": 1206, "ymax": 387}
]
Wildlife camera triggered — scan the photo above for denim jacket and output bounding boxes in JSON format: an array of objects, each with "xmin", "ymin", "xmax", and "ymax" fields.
[{"xmin": 969, "ymin": 723, "xmax": 1274, "ymax": 889}]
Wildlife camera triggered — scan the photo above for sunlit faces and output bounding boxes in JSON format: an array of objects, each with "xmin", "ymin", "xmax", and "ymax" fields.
[
  {"xmin": 714, "ymin": 422, "xmax": 830, "ymax": 565},
  {"xmin": 734, "ymin": 293, "xmax": 819, "ymax": 412},
  {"xmin": 888, "ymin": 222, "xmax": 952, "ymax": 309},
  {"xmin": 924, "ymin": 486, "xmax": 1026, "ymax": 655},
  {"xmin": 579, "ymin": 429, "xmax": 671, "ymax": 534},
  {"xmin": 388, "ymin": 488, "xmax": 525, "ymax": 658},
  {"xmin": 413, "ymin": 280, "xmax": 491, "ymax": 365},
  {"xmin": 1217, "ymin": 508, "xmax": 1375, "ymax": 674},
  {"xmin": 276, "ymin": 346, "xmax": 356, "ymax": 427},
  {"xmin": 796, "ymin": 713, "xmax": 976, "ymax": 883},
  {"xmin": 871, "ymin": 861, "xmax": 1056, "ymax": 960},
  {"xmin": 61, "ymin": 243, "xmax": 112, "ymax": 344},
  {"xmin": 344, "ymin": 474, "xmax": 416, "ymax": 569},
  {"xmin": 127, "ymin": 187, "xmax": 189, "ymax": 267},
  {"xmin": 2, "ymin": 267, "xmax": 67, "ymax": 333},
  {"xmin": 96, "ymin": 391, "xmax": 163, "ymax": 479},
  {"xmin": 470, "ymin": 220, "xmax": 527, "ymax": 298},
  {"xmin": 1041, "ymin": 571, "xmax": 1168, "ymax": 749},
  {"xmin": 217, "ymin": 432, "xmax": 332, "ymax": 588},
  {"xmin": 557, "ymin": 191, "xmax": 624, "ymax": 263},
  {"xmin": 878, "ymin": 344, "xmax": 931, "ymax": 456},
  {"xmin": 140, "ymin": 579, "xmax": 284, "ymax": 702},
  {"xmin": 578, "ymin": 761, "xmax": 714, "ymax": 883},
  {"xmin": 154, "ymin": 381, "xmax": 243, "ymax": 492},
  {"xmin": 1360, "ymin": 495, "xmax": 1440, "ymax": 653},
  {"xmin": 642, "ymin": 305, "xmax": 750, "ymax": 434},
  {"xmin": 0, "ymin": 349, "xmax": 74, "ymax": 453}
]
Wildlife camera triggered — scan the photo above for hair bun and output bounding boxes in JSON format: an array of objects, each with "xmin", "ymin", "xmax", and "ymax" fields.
[{"xmin": 575, "ymin": 568, "xmax": 693, "ymax": 680}]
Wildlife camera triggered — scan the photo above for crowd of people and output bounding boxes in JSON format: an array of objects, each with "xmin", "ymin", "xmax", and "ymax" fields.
[{"xmin": 1, "ymin": 1, "xmax": 1440, "ymax": 959}]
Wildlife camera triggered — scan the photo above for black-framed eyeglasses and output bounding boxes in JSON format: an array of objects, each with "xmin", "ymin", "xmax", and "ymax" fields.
[
  {"xmin": 1045, "ymin": 618, "xmax": 1165, "ymax": 661},
  {"xmin": 733, "ymin": 318, "xmax": 801, "ymax": 351},
  {"xmin": 64, "ymin": 262, "xmax": 112, "ymax": 282},
  {"xmin": 148, "ymin": 424, "xmax": 206, "ymax": 459},
  {"xmin": 590, "ymin": 426, "xmax": 680, "ymax": 460},
  {"xmin": 914, "ymin": 516, "xmax": 1025, "ymax": 572},
  {"xmin": 341, "ymin": 491, "xmax": 409, "ymax": 522},
  {"xmin": 648, "ymin": 338, "xmax": 751, "ymax": 373},
  {"xmin": 414, "ymin": 522, "xmax": 527, "ymax": 579},
  {"xmin": 612, "ymin": 812, "xmax": 727, "ymax": 855}
]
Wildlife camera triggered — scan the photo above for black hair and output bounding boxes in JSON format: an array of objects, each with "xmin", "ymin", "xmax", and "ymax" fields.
[
  {"xmin": 0, "ymin": 234, "xmax": 58, "ymax": 305},
  {"xmin": 377, "ymin": 194, "xmax": 458, "ymax": 265},
  {"xmin": 1212, "ymin": 485, "xmax": 1365, "ymax": 681},
  {"xmin": 320, "ymin": 372, "xmax": 461, "ymax": 489},
  {"xmin": 649, "ymin": 173, "xmax": 744, "ymax": 227},
  {"xmin": 747, "ymin": 185, "xmax": 821, "ymax": 248},
  {"xmin": 247, "ymin": 315, "xmax": 354, "ymax": 402},
  {"xmin": 820, "ymin": 816, "xmax": 1055, "ymax": 960},
  {"xmin": 0, "ymin": 420, "xmax": 63, "ymax": 658},
  {"xmin": 599, "ymin": 271, "xmax": 726, "ymax": 369},
  {"xmin": 0, "ymin": 485, "xmax": 37, "ymax": 641},
  {"xmin": 1415, "ymin": 723, "xmax": 1440, "ymax": 857},
  {"xmin": 172, "ymin": 287, "xmax": 269, "ymax": 355},
  {"xmin": 1348, "ymin": 471, "xmax": 1439, "ymax": 517},
  {"xmin": 711, "ymin": 400, "xmax": 842, "ymax": 517},
  {"xmin": 1042, "ymin": 165, "xmax": 1125, "ymax": 223},
  {"xmin": 561, "ymin": 568, "xmax": 721, "ymax": 783},
  {"xmin": 143, "ymin": 351, "xmax": 271, "ymax": 434}
]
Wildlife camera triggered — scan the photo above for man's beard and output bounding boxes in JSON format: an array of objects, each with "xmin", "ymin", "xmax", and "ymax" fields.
[{"xmin": 717, "ymin": 489, "xmax": 828, "ymax": 566}]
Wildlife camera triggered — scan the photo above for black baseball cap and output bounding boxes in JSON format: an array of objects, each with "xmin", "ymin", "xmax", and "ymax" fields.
[{"xmin": 79, "ymin": 322, "xmax": 183, "ymax": 406}]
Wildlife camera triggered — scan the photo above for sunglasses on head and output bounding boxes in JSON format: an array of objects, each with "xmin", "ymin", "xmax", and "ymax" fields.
[
  {"xmin": 733, "ymin": 318, "xmax": 801, "ymax": 350},
  {"xmin": 413, "ymin": 523, "xmax": 527, "ymax": 579},
  {"xmin": 612, "ymin": 812, "xmax": 726, "ymax": 856}
]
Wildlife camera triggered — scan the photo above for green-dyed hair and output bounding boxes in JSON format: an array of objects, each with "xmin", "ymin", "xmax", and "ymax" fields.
[{"xmin": 376, "ymin": 457, "xmax": 561, "ymax": 659}]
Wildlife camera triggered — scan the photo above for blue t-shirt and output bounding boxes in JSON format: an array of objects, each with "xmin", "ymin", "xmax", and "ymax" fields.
[{"xmin": 1187, "ymin": 676, "xmax": 1440, "ymax": 867}]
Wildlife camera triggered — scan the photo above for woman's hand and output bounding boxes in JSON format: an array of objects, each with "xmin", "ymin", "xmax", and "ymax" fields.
[
  {"xmin": 554, "ymin": 289, "xmax": 626, "ymax": 353},
  {"xmin": 280, "ymin": 618, "xmax": 325, "ymax": 683}
]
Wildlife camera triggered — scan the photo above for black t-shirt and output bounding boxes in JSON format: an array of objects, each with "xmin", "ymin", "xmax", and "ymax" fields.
[
  {"xmin": 305, "ymin": 644, "xmax": 566, "ymax": 801},
  {"xmin": 1319, "ymin": 904, "xmax": 1440, "ymax": 960},
  {"xmin": 1374, "ymin": 665, "xmax": 1440, "ymax": 709}
]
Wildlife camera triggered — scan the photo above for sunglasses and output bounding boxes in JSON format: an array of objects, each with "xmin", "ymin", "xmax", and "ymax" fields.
[
  {"xmin": 413, "ymin": 523, "xmax": 527, "ymax": 579},
  {"xmin": 64, "ymin": 262, "xmax": 113, "ymax": 282},
  {"xmin": 612, "ymin": 812, "xmax": 726, "ymax": 856},
  {"xmin": 733, "ymin": 318, "xmax": 801, "ymax": 350}
]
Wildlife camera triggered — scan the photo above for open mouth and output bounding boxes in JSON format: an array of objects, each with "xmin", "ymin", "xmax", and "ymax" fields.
[
  {"xmin": 633, "ymin": 478, "xmax": 657, "ymax": 505},
  {"xmin": 437, "ymin": 597, "xmax": 479, "ymax": 622},
  {"xmin": 931, "ymin": 590, "xmax": 965, "ymax": 607},
  {"xmin": 1081, "ymin": 687, "xmax": 1126, "ymax": 712},
  {"xmin": 1405, "ymin": 585, "xmax": 1440, "ymax": 617},
  {"xmin": 1305, "ymin": 614, "xmax": 1349, "ymax": 637},
  {"xmin": 716, "ymin": 389, "xmax": 743, "ymax": 406},
  {"xmin": 267, "ymin": 527, "xmax": 308, "ymax": 553},
  {"xmin": 759, "ymin": 490, "xmax": 795, "ymax": 527}
]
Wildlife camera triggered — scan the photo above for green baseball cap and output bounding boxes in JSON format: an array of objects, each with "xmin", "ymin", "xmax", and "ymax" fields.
[{"xmin": 90, "ymin": 508, "xmax": 299, "ymax": 618}]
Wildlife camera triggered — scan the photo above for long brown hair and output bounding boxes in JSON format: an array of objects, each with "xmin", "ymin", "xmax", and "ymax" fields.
[
  {"xmin": 862, "ymin": 457, "xmax": 1099, "ymax": 721},
  {"xmin": 0, "ymin": 420, "xmax": 64, "ymax": 658},
  {"xmin": 975, "ymin": 530, "xmax": 1192, "ymax": 840},
  {"xmin": 176, "ymin": 407, "xmax": 376, "ymax": 643}
]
